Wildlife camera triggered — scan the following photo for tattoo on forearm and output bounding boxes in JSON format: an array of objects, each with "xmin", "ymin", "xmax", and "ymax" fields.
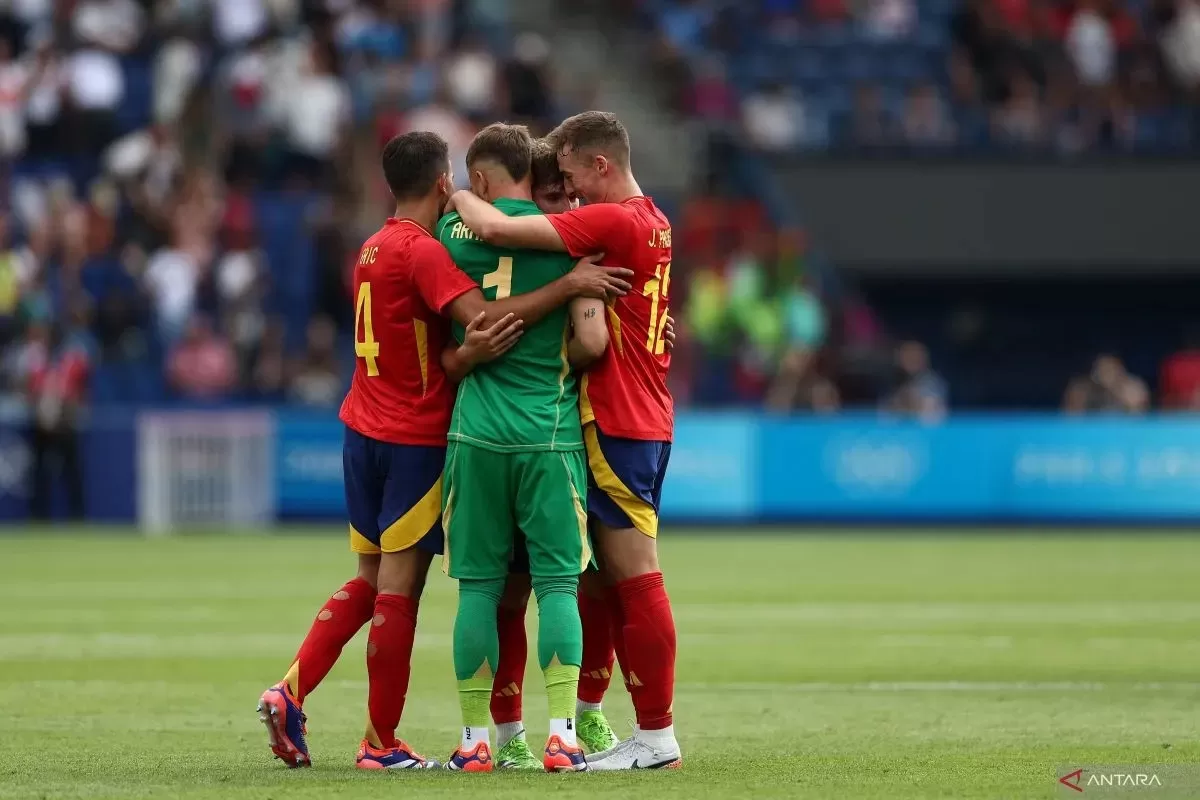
[{"xmin": 583, "ymin": 308, "xmax": 597, "ymax": 319}]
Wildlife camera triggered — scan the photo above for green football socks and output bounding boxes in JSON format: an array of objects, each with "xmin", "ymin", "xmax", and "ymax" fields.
[
  {"xmin": 454, "ymin": 575, "xmax": 583, "ymax": 737},
  {"xmin": 454, "ymin": 577, "xmax": 504, "ymax": 729},
  {"xmin": 532, "ymin": 575, "xmax": 583, "ymax": 720}
]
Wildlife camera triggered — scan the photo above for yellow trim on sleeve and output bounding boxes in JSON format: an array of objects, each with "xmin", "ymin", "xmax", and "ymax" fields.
[
  {"xmin": 379, "ymin": 476, "xmax": 443, "ymax": 553},
  {"xmin": 606, "ymin": 303, "xmax": 622, "ymax": 355},
  {"xmin": 583, "ymin": 423, "xmax": 658, "ymax": 538},
  {"xmin": 414, "ymin": 318, "xmax": 429, "ymax": 396}
]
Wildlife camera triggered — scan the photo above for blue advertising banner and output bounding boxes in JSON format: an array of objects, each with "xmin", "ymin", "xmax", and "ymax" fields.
[
  {"xmin": 757, "ymin": 416, "xmax": 1200, "ymax": 521},
  {"xmin": 263, "ymin": 412, "xmax": 1200, "ymax": 523},
  {"xmin": 660, "ymin": 414, "xmax": 757, "ymax": 519},
  {"xmin": 1001, "ymin": 418, "xmax": 1200, "ymax": 518},
  {"xmin": 275, "ymin": 412, "xmax": 345, "ymax": 517},
  {"xmin": 758, "ymin": 417, "xmax": 999, "ymax": 517}
]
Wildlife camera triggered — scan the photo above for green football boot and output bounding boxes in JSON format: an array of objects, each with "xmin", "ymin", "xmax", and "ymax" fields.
[
  {"xmin": 495, "ymin": 732, "xmax": 541, "ymax": 770},
  {"xmin": 577, "ymin": 709, "xmax": 619, "ymax": 755}
]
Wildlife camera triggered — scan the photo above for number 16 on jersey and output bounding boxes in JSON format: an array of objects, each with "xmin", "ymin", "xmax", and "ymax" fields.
[{"xmin": 643, "ymin": 262, "xmax": 671, "ymax": 355}]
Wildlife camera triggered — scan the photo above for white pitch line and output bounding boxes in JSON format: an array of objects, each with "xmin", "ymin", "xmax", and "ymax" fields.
[
  {"xmin": 4, "ymin": 679, "xmax": 1198, "ymax": 697},
  {"xmin": 676, "ymin": 602, "xmax": 1200, "ymax": 624},
  {"xmin": 677, "ymin": 681, "xmax": 1200, "ymax": 692},
  {"xmin": 0, "ymin": 632, "xmax": 452, "ymax": 660}
]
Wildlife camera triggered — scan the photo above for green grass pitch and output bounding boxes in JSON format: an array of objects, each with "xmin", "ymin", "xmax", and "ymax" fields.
[{"xmin": 1, "ymin": 529, "xmax": 1198, "ymax": 799}]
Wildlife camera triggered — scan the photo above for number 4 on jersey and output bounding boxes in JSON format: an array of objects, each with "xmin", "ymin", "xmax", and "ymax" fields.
[
  {"xmin": 643, "ymin": 262, "xmax": 671, "ymax": 355},
  {"xmin": 355, "ymin": 282, "xmax": 380, "ymax": 376}
]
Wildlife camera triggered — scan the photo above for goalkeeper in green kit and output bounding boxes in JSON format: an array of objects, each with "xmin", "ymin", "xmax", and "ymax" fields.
[{"xmin": 436, "ymin": 123, "xmax": 609, "ymax": 773}]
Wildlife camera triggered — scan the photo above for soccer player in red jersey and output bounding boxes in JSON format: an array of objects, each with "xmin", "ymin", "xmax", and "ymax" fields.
[
  {"xmin": 255, "ymin": 131, "xmax": 631, "ymax": 770},
  {"xmin": 452, "ymin": 111, "xmax": 681, "ymax": 770}
]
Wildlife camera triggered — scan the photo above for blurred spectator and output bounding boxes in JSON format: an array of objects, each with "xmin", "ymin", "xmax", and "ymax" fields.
[
  {"xmin": 660, "ymin": 0, "xmax": 712, "ymax": 56},
  {"xmin": 24, "ymin": 36, "xmax": 66, "ymax": 160},
  {"xmin": 884, "ymin": 341, "xmax": 947, "ymax": 419},
  {"xmin": 288, "ymin": 315, "xmax": 342, "ymax": 408},
  {"xmin": 212, "ymin": 0, "xmax": 270, "ymax": 49},
  {"xmin": 20, "ymin": 321, "xmax": 89, "ymax": 520},
  {"xmin": 253, "ymin": 318, "xmax": 287, "ymax": 400},
  {"xmin": 1160, "ymin": 0, "xmax": 1200, "ymax": 88},
  {"xmin": 73, "ymin": 0, "xmax": 143, "ymax": 53},
  {"xmin": 952, "ymin": 0, "xmax": 1019, "ymax": 104},
  {"xmin": 504, "ymin": 32, "xmax": 552, "ymax": 129},
  {"xmin": 216, "ymin": 38, "xmax": 272, "ymax": 185},
  {"xmin": 214, "ymin": 197, "xmax": 267, "ymax": 385},
  {"xmin": 992, "ymin": 71, "xmax": 1047, "ymax": 145},
  {"xmin": 1063, "ymin": 354, "xmax": 1149, "ymax": 414},
  {"xmin": 742, "ymin": 83, "xmax": 805, "ymax": 151},
  {"xmin": 901, "ymin": 83, "xmax": 957, "ymax": 146},
  {"xmin": 766, "ymin": 271, "xmax": 837, "ymax": 413},
  {"xmin": 1065, "ymin": 0, "xmax": 1117, "ymax": 89},
  {"xmin": 66, "ymin": 43, "xmax": 125, "ymax": 153},
  {"xmin": 768, "ymin": 353, "xmax": 842, "ymax": 413},
  {"xmin": 948, "ymin": 47, "xmax": 983, "ymax": 107},
  {"xmin": 154, "ymin": 37, "xmax": 203, "ymax": 125},
  {"xmin": 104, "ymin": 124, "xmax": 182, "ymax": 197},
  {"xmin": 0, "ymin": 215, "xmax": 38, "ymax": 339},
  {"xmin": 847, "ymin": 83, "xmax": 896, "ymax": 146},
  {"xmin": 143, "ymin": 240, "xmax": 200, "ymax": 342},
  {"xmin": 281, "ymin": 42, "xmax": 350, "ymax": 185},
  {"xmin": 0, "ymin": 38, "xmax": 28, "ymax": 159},
  {"xmin": 689, "ymin": 56, "xmax": 738, "ymax": 121},
  {"xmin": 860, "ymin": 0, "xmax": 917, "ymax": 39},
  {"xmin": 1160, "ymin": 339, "xmax": 1200, "ymax": 409},
  {"xmin": 445, "ymin": 34, "xmax": 498, "ymax": 121},
  {"xmin": 404, "ymin": 85, "xmax": 473, "ymax": 186},
  {"xmin": 167, "ymin": 315, "xmax": 237, "ymax": 400}
]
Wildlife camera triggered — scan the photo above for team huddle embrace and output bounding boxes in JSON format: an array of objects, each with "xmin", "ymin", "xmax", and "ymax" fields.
[{"xmin": 256, "ymin": 112, "xmax": 680, "ymax": 773}]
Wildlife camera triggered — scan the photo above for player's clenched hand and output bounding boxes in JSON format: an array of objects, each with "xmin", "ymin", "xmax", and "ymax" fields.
[
  {"xmin": 461, "ymin": 311, "xmax": 523, "ymax": 364},
  {"xmin": 569, "ymin": 253, "xmax": 634, "ymax": 300},
  {"xmin": 663, "ymin": 314, "xmax": 677, "ymax": 351}
]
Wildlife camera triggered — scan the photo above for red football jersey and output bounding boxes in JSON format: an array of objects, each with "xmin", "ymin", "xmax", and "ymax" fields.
[
  {"xmin": 548, "ymin": 197, "xmax": 674, "ymax": 441},
  {"xmin": 339, "ymin": 218, "xmax": 476, "ymax": 446}
]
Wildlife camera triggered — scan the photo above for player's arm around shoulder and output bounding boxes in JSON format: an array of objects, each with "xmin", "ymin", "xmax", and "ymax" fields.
[
  {"xmin": 451, "ymin": 189, "xmax": 566, "ymax": 251},
  {"xmin": 568, "ymin": 297, "xmax": 608, "ymax": 369},
  {"xmin": 441, "ymin": 311, "xmax": 524, "ymax": 383}
]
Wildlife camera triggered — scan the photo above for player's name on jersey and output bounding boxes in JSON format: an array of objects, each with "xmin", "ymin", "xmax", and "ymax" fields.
[{"xmin": 445, "ymin": 221, "xmax": 482, "ymax": 242}]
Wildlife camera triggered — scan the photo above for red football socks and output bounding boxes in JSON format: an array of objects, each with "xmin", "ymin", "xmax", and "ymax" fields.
[
  {"xmin": 490, "ymin": 602, "xmax": 528, "ymax": 724},
  {"xmin": 607, "ymin": 585, "xmax": 631, "ymax": 693},
  {"xmin": 365, "ymin": 592, "xmax": 419, "ymax": 749},
  {"xmin": 616, "ymin": 572, "xmax": 677, "ymax": 730},
  {"xmin": 286, "ymin": 576, "xmax": 376, "ymax": 703},
  {"xmin": 577, "ymin": 589, "xmax": 617, "ymax": 704}
]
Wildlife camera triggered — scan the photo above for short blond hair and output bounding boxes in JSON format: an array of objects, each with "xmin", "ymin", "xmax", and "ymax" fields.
[
  {"xmin": 465, "ymin": 122, "xmax": 532, "ymax": 182},
  {"xmin": 548, "ymin": 111, "xmax": 630, "ymax": 165}
]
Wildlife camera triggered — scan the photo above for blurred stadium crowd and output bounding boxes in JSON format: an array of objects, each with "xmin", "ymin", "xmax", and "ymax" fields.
[
  {"xmin": 0, "ymin": 0, "xmax": 1195, "ymax": 431},
  {"xmin": 647, "ymin": 0, "xmax": 1200, "ymax": 151}
]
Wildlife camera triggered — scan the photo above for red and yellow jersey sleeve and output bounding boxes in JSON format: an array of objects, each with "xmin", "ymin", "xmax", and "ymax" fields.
[
  {"xmin": 547, "ymin": 202, "xmax": 626, "ymax": 259},
  {"xmin": 410, "ymin": 236, "xmax": 478, "ymax": 315},
  {"xmin": 557, "ymin": 198, "xmax": 675, "ymax": 442},
  {"xmin": 338, "ymin": 220, "xmax": 459, "ymax": 446}
]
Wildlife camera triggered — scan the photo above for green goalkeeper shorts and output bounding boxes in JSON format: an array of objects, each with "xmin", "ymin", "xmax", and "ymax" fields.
[{"xmin": 442, "ymin": 442, "xmax": 591, "ymax": 580}]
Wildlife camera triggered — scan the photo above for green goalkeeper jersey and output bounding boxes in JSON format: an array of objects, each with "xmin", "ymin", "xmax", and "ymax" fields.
[{"xmin": 436, "ymin": 198, "xmax": 583, "ymax": 453}]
